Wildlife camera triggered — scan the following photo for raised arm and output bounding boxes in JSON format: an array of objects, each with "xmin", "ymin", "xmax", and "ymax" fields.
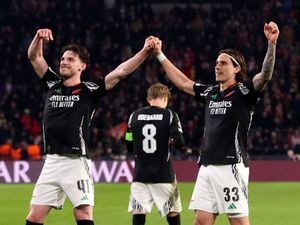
[
  {"xmin": 252, "ymin": 22, "xmax": 280, "ymax": 91},
  {"xmin": 153, "ymin": 38, "xmax": 195, "ymax": 96},
  {"xmin": 28, "ymin": 29, "xmax": 53, "ymax": 78},
  {"xmin": 104, "ymin": 36, "xmax": 154, "ymax": 90}
]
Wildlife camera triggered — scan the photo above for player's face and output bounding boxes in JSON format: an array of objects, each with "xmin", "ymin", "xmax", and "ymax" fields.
[
  {"xmin": 215, "ymin": 53, "xmax": 239, "ymax": 84},
  {"xmin": 59, "ymin": 50, "xmax": 86, "ymax": 78}
]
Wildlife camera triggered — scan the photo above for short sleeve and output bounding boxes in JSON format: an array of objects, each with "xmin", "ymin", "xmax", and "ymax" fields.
[
  {"xmin": 169, "ymin": 110, "xmax": 185, "ymax": 148},
  {"xmin": 41, "ymin": 67, "xmax": 61, "ymax": 89},
  {"xmin": 238, "ymin": 80, "xmax": 262, "ymax": 105},
  {"xmin": 83, "ymin": 78, "xmax": 107, "ymax": 100},
  {"xmin": 193, "ymin": 82, "xmax": 214, "ymax": 102}
]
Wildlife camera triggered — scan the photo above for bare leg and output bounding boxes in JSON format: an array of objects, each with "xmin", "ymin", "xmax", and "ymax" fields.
[
  {"xmin": 74, "ymin": 205, "xmax": 93, "ymax": 221},
  {"xmin": 228, "ymin": 216, "xmax": 250, "ymax": 225},
  {"xmin": 26, "ymin": 204, "xmax": 52, "ymax": 223},
  {"xmin": 194, "ymin": 210, "xmax": 217, "ymax": 225}
]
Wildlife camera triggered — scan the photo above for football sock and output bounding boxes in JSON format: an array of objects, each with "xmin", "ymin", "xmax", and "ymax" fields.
[
  {"xmin": 76, "ymin": 220, "xmax": 94, "ymax": 225},
  {"xmin": 132, "ymin": 214, "xmax": 146, "ymax": 225},
  {"xmin": 26, "ymin": 220, "xmax": 43, "ymax": 225},
  {"xmin": 167, "ymin": 214, "xmax": 180, "ymax": 225}
]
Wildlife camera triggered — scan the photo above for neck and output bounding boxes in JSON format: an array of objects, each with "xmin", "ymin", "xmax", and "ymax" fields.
[
  {"xmin": 63, "ymin": 74, "xmax": 81, "ymax": 86},
  {"xmin": 148, "ymin": 99, "xmax": 167, "ymax": 108},
  {"xmin": 220, "ymin": 80, "xmax": 236, "ymax": 91}
]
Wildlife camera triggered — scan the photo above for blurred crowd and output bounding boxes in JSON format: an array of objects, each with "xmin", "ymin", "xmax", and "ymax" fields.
[{"xmin": 0, "ymin": 0, "xmax": 300, "ymax": 160}]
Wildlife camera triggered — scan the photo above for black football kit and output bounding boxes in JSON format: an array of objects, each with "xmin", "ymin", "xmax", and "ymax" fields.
[
  {"xmin": 41, "ymin": 68, "xmax": 106, "ymax": 158},
  {"xmin": 193, "ymin": 80, "xmax": 261, "ymax": 166},
  {"xmin": 125, "ymin": 106, "xmax": 184, "ymax": 183}
]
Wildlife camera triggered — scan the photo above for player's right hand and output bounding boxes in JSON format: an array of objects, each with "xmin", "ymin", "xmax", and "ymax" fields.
[
  {"xmin": 36, "ymin": 28, "xmax": 54, "ymax": 41},
  {"xmin": 152, "ymin": 36, "xmax": 162, "ymax": 56}
]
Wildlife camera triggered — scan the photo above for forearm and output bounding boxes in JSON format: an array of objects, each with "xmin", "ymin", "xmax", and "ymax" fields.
[
  {"xmin": 28, "ymin": 34, "xmax": 44, "ymax": 61},
  {"xmin": 158, "ymin": 54, "xmax": 195, "ymax": 95},
  {"xmin": 118, "ymin": 49, "xmax": 148, "ymax": 76},
  {"xmin": 253, "ymin": 42, "xmax": 276, "ymax": 91},
  {"xmin": 105, "ymin": 49, "xmax": 149, "ymax": 90}
]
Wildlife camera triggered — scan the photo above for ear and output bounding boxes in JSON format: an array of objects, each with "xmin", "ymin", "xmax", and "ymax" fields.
[
  {"xmin": 147, "ymin": 97, "xmax": 151, "ymax": 105},
  {"xmin": 234, "ymin": 66, "xmax": 241, "ymax": 73},
  {"xmin": 81, "ymin": 63, "xmax": 87, "ymax": 71}
]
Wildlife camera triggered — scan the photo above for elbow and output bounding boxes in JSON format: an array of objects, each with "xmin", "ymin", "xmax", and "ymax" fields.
[
  {"xmin": 117, "ymin": 66, "xmax": 131, "ymax": 79},
  {"xmin": 28, "ymin": 53, "xmax": 36, "ymax": 61},
  {"xmin": 265, "ymin": 77, "xmax": 272, "ymax": 83},
  {"xmin": 28, "ymin": 52, "xmax": 42, "ymax": 62}
]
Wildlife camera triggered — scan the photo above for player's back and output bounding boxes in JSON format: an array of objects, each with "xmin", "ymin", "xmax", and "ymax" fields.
[{"xmin": 129, "ymin": 106, "xmax": 176, "ymax": 183}]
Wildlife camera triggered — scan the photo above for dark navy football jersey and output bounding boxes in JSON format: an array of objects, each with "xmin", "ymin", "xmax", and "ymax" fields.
[
  {"xmin": 41, "ymin": 68, "xmax": 107, "ymax": 157},
  {"xmin": 193, "ymin": 80, "xmax": 261, "ymax": 166},
  {"xmin": 126, "ymin": 106, "xmax": 184, "ymax": 183}
]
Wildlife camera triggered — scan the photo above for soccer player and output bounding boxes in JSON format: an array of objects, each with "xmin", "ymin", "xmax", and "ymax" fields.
[
  {"xmin": 125, "ymin": 83, "xmax": 185, "ymax": 225},
  {"xmin": 25, "ymin": 29, "xmax": 155, "ymax": 225},
  {"xmin": 152, "ymin": 22, "xmax": 279, "ymax": 225}
]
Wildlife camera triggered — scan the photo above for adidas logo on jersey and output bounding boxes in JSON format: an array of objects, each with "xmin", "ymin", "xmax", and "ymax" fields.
[
  {"xmin": 228, "ymin": 203, "xmax": 237, "ymax": 209},
  {"xmin": 81, "ymin": 194, "xmax": 89, "ymax": 201}
]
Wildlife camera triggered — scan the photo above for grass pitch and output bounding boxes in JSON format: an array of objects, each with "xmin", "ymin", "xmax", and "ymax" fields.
[{"xmin": 0, "ymin": 182, "xmax": 299, "ymax": 225}]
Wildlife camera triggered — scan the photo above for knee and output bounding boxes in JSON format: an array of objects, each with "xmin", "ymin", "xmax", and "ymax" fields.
[
  {"xmin": 193, "ymin": 215, "xmax": 205, "ymax": 225},
  {"xmin": 74, "ymin": 205, "xmax": 93, "ymax": 220},
  {"xmin": 26, "ymin": 205, "xmax": 50, "ymax": 223}
]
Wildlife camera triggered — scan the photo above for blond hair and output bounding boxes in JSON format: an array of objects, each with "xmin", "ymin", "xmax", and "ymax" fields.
[{"xmin": 147, "ymin": 83, "xmax": 171, "ymax": 100}]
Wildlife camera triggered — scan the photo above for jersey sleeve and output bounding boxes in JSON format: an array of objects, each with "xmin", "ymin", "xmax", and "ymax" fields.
[
  {"xmin": 169, "ymin": 110, "xmax": 185, "ymax": 149},
  {"xmin": 193, "ymin": 82, "xmax": 213, "ymax": 102},
  {"xmin": 125, "ymin": 112, "xmax": 134, "ymax": 152},
  {"xmin": 84, "ymin": 78, "xmax": 107, "ymax": 101},
  {"xmin": 41, "ymin": 67, "xmax": 61, "ymax": 89},
  {"xmin": 238, "ymin": 80, "xmax": 262, "ymax": 105},
  {"xmin": 94, "ymin": 78, "xmax": 107, "ymax": 97}
]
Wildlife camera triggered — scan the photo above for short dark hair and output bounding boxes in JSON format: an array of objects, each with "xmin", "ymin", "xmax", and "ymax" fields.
[
  {"xmin": 218, "ymin": 49, "xmax": 247, "ymax": 82},
  {"xmin": 147, "ymin": 83, "xmax": 171, "ymax": 100},
  {"xmin": 61, "ymin": 44, "xmax": 90, "ymax": 64}
]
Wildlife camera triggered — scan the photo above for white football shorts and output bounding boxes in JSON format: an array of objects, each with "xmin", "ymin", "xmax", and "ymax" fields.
[
  {"xmin": 128, "ymin": 181, "xmax": 182, "ymax": 217},
  {"xmin": 30, "ymin": 154, "xmax": 94, "ymax": 209},
  {"xmin": 189, "ymin": 163, "xmax": 249, "ymax": 218}
]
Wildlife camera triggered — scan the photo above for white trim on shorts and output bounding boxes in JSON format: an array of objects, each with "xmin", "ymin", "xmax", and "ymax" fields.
[
  {"xmin": 30, "ymin": 154, "xmax": 94, "ymax": 209},
  {"xmin": 189, "ymin": 163, "xmax": 249, "ymax": 218},
  {"xmin": 128, "ymin": 181, "xmax": 182, "ymax": 217}
]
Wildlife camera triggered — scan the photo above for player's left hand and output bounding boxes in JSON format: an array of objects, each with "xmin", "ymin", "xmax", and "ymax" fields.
[
  {"xmin": 143, "ymin": 36, "xmax": 156, "ymax": 53},
  {"xmin": 264, "ymin": 21, "xmax": 279, "ymax": 45}
]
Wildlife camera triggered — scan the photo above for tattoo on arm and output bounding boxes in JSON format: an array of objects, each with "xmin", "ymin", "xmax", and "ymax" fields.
[{"xmin": 253, "ymin": 43, "xmax": 276, "ymax": 91}]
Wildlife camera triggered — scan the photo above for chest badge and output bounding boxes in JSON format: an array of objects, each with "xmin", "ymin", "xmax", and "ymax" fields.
[
  {"xmin": 210, "ymin": 94, "xmax": 218, "ymax": 100},
  {"xmin": 54, "ymin": 88, "xmax": 62, "ymax": 94}
]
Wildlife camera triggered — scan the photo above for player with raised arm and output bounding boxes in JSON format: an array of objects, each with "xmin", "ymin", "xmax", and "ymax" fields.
[
  {"xmin": 125, "ymin": 83, "xmax": 185, "ymax": 225},
  {"xmin": 25, "ymin": 29, "xmax": 155, "ymax": 225},
  {"xmin": 153, "ymin": 22, "xmax": 279, "ymax": 225}
]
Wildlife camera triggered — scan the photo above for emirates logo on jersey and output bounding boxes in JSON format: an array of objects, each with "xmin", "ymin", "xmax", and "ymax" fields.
[
  {"xmin": 49, "ymin": 95, "xmax": 80, "ymax": 108},
  {"xmin": 209, "ymin": 100, "xmax": 232, "ymax": 115}
]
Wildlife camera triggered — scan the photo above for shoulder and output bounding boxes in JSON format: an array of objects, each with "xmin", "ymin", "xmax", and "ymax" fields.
[
  {"xmin": 82, "ymin": 80, "xmax": 103, "ymax": 91},
  {"xmin": 194, "ymin": 82, "xmax": 217, "ymax": 98},
  {"xmin": 237, "ymin": 80, "xmax": 262, "ymax": 104},
  {"xmin": 42, "ymin": 67, "xmax": 61, "ymax": 89},
  {"xmin": 237, "ymin": 80, "xmax": 256, "ymax": 95}
]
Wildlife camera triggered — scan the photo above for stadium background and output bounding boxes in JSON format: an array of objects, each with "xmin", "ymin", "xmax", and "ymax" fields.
[
  {"xmin": 1, "ymin": 0, "xmax": 300, "ymax": 161},
  {"xmin": 1, "ymin": 0, "xmax": 300, "ymax": 224}
]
